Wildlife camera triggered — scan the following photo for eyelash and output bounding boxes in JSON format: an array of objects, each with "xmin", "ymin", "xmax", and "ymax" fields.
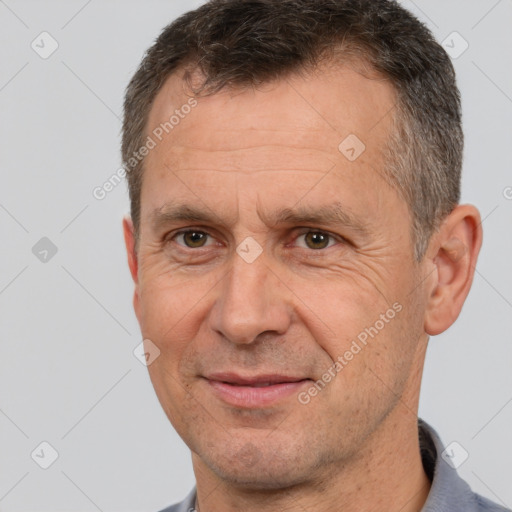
[{"xmin": 168, "ymin": 228, "xmax": 343, "ymax": 251}]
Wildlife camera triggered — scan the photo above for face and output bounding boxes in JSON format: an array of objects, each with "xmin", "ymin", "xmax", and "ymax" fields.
[{"xmin": 127, "ymin": 64, "xmax": 431, "ymax": 489}]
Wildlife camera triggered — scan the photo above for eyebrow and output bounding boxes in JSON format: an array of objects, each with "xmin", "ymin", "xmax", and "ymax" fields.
[
  {"xmin": 150, "ymin": 201, "xmax": 370, "ymax": 236},
  {"xmin": 151, "ymin": 204, "xmax": 224, "ymax": 233},
  {"xmin": 265, "ymin": 203, "xmax": 369, "ymax": 235}
]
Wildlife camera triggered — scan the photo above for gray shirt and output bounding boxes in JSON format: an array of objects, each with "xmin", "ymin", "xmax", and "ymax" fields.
[{"xmin": 158, "ymin": 420, "xmax": 510, "ymax": 512}]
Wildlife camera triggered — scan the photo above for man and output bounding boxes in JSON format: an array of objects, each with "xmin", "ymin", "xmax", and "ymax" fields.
[{"xmin": 121, "ymin": 1, "xmax": 508, "ymax": 511}]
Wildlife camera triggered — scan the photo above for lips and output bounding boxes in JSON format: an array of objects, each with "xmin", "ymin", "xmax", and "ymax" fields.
[
  {"xmin": 207, "ymin": 372, "xmax": 306, "ymax": 386},
  {"xmin": 204, "ymin": 372, "xmax": 310, "ymax": 408}
]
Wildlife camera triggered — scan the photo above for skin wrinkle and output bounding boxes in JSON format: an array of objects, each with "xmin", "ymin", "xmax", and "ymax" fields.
[
  {"xmin": 146, "ymin": 216, "xmax": 395, "ymax": 312},
  {"xmin": 149, "ymin": 201, "xmax": 372, "ymax": 242},
  {"xmin": 164, "ymin": 147, "xmax": 338, "ymax": 176},
  {"xmin": 123, "ymin": 60, "xmax": 482, "ymax": 512}
]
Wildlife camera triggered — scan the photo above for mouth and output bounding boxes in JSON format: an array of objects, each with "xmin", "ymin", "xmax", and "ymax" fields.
[{"xmin": 204, "ymin": 372, "xmax": 311, "ymax": 408}]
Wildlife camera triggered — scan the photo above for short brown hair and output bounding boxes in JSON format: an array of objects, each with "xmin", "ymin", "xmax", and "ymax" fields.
[{"xmin": 122, "ymin": 0, "xmax": 462, "ymax": 260}]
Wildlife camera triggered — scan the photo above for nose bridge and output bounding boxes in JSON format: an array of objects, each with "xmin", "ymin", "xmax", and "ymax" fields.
[{"xmin": 210, "ymin": 249, "xmax": 291, "ymax": 344}]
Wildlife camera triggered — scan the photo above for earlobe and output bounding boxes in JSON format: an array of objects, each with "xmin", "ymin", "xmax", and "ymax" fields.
[{"xmin": 424, "ymin": 205, "xmax": 483, "ymax": 336}]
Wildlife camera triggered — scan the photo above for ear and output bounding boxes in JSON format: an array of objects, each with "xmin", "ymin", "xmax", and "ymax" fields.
[
  {"xmin": 123, "ymin": 215, "xmax": 141, "ymax": 322},
  {"xmin": 423, "ymin": 204, "xmax": 483, "ymax": 336}
]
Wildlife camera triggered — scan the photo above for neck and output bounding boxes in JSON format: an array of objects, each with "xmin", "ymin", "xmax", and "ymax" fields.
[{"xmin": 192, "ymin": 406, "xmax": 431, "ymax": 512}]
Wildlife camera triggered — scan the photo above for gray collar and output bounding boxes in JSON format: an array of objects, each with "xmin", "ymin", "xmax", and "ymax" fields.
[{"xmin": 418, "ymin": 419, "xmax": 507, "ymax": 511}]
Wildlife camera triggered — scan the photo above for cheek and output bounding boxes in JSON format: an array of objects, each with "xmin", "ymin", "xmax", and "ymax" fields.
[
  {"xmin": 139, "ymin": 274, "xmax": 213, "ymax": 425},
  {"xmin": 296, "ymin": 263, "xmax": 420, "ymax": 384},
  {"xmin": 136, "ymin": 261, "xmax": 217, "ymax": 353},
  {"xmin": 293, "ymin": 273, "xmax": 387, "ymax": 349}
]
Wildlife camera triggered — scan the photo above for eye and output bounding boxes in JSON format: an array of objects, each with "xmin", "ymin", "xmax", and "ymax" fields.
[
  {"xmin": 173, "ymin": 230, "xmax": 213, "ymax": 248},
  {"xmin": 295, "ymin": 231, "xmax": 338, "ymax": 250}
]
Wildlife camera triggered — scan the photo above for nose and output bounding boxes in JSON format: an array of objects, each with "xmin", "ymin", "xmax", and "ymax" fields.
[{"xmin": 209, "ymin": 248, "xmax": 292, "ymax": 345}]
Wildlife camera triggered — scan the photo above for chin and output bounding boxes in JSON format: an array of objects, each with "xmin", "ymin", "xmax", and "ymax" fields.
[
  {"xmin": 211, "ymin": 464, "xmax": 306, "ymax": 491},
  {"xmin": 197, "ymin": 440, "xmax": 317, "ymax": 491}
]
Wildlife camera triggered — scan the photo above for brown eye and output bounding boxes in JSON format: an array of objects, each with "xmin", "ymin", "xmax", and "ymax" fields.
[
  {"xmin": 177, "ymin": 230, "xmax": 210, "ymax": 248},
  {"xmin": 296, "ymin": 231, "xmax": 336, "ymax": 250},
  {"xmin": 304, "ymin": 232, "xmax": 330, "ymax": 249}
]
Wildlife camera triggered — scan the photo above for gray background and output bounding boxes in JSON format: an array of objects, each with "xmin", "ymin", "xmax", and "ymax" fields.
[{"xmin": 0, "ymin": 0, "xmax": 511, "ymax": 510}]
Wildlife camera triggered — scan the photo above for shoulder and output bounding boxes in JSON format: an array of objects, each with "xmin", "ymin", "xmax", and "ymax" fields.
[
  {"xmin": 474, "ymin": 493, "xmax": 511, "ymax": 511},
  {"xmin": 156, "ymin": 487, "xmax": 196, "ymax": 512},
  {"xmin": 157, "ymin": 505, "xmax": 193, "ymax": 512}
]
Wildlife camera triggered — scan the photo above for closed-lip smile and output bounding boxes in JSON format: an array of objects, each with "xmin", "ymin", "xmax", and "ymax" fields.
[{"xmin": 204, "ymin": 372, "xmax": 311, "ymax": 408}]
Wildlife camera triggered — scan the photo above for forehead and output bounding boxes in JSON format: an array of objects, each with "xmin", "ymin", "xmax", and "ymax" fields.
[
  {"xmin": 141, "ymin": 62, "xmax": 404, "ymax": 229},
  {"xmin": 146, "ymin": 62, "xmax": 396, "ymax": 153}
]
